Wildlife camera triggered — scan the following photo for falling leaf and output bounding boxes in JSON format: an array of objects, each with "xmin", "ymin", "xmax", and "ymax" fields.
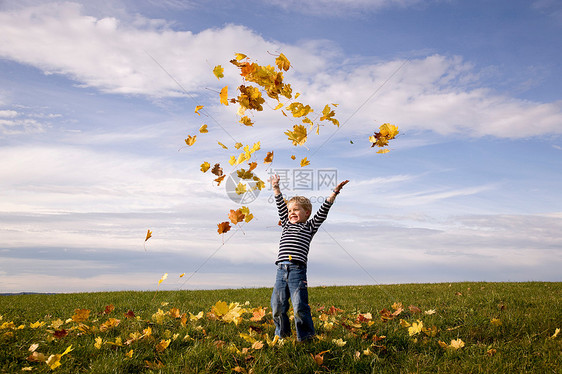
[
  {"xmin": 195, "ymin": 105, "xmax": 204, "ymax": 115},
  {"xmin": 185, "ymin": 135, "xmax": 197, "ymax": 146},
  {"xmin": 290, "ymin": 155, "xmax": 296, "ymax": 160},
  {"xmin": 220, "ymin": 86, "xmax": 228, "ymax": 105},
  {"xmin": 214, "ymin": 175, "xmax": 226, "ymax": 185},
  {"xmin": 217, "ymin": 141, "xmax": 228, "ymax": 149},
  {"xmin": 239, "ymin": 116, "xmax": 253, "ymax": 126},
  {"xmin": 274, "ymin": 102, "xmax": 284, "ymax": 110},
  {"xmin": 235, "ymin": 53, "xmax": 247, "ymax": 61},
  {"xmin": 300, "ymin": 157, "xmax": 310, "ymax": 167},
  {"xmin": 145, "ymin": 230, "xmax": 152, "ymax": 242},
  {"xmin": 275, "ymin": 53, "xmax": 291, "ymax": 71},
  {"xmin": 179, "ymin": 273, "xmax": 185, "ymax": 278},
  {"xmin": 229, "ymin": 209, "xmax": 246, "ymax": 225},
  {"xmin": 235, "ymin": 183, "xmax": 247, "ymax": 195},
  {"xmin": 264, "ymin": 151, "xmax": 274, "ymax": 163},
  {"xmin": 213, "ymin": 65, "xmax": 224, "ymax": 79},
  {"xmin": 201, "ymin": 162, "xmax": 210, "ymax": 172},
  {"xmin": 284, "ymin": 124, "xmax": 307, "ymax": 146},
  {"xmin": 211, "ymin": 163, "xmax": 223, "ymax": 176},
  {"xmin": 217, "ymin": 221, "xmax": 231, "ymax": 234},
  {"xmin": 234, "ymin": 142, "xmax": 243, "ymax": 149},
  {"xmin": 199, "ymin": 124, "xmax": 208, "ymax": 133},
  {"xmin": 158, "ymin": 273, "xmax": 168, "ymax": 286}
]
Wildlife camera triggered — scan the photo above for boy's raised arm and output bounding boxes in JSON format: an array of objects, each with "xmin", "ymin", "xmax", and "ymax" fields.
[
  {"xmin": 269, "ymin": 174, "xmax": 281, "ymax": 196},
  {"xmin": 326, "ymin": 180, "xmax": 349, "ymax": 203}
]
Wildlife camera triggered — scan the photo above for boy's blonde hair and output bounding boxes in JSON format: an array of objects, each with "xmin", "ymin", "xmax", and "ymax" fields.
[{"xmin": 288, "ymin": 196, "xmax": 312, "ymax": 217}]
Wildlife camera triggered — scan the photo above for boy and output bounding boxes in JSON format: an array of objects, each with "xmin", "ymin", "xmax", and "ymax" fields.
[{"xmin": 269, "ymin": 174, "xmax": 349, "ymax": 341}]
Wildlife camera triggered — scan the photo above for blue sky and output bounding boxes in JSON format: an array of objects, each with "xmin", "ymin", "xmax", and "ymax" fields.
[{"xmin": 0, "ymin": 0, "xmax": 561, "ymax": 293}]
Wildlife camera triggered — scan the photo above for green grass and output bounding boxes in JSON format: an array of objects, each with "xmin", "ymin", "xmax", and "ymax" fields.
[{"xmin": 1, "ymin": 282, "xmax": 560, "ymax": 373}]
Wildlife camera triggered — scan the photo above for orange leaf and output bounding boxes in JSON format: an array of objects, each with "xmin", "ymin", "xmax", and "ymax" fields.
[
  {"xmin": 217, "ymin": 221, "xmax": 231, "ymax": 234},
  {"xmin": 264, "ymin": 151, "xmax": 274, "ymax": 163},
  {"xmin": 228, "ymin": 209, "xmax": 246, "ymax": 225},
  {"xmin": 199, "ymin": 124, "xmax": 208, "ymax": 133},
  {"xmin": 145, "ymin": 229, "xmax": 152, "ymax": 242},
  {"xmin": 185, "ymin": 135, "xmax": 196, "ymax": 146},
  {"xmin": 195, "ymin": 105, "xmax": 204, "ymax": 115},
  {"xmin": 300, "ymin": 157, "xmax": 310, "ymax": 167},
  {"xmin": 104, "ymin": 304, "xmax": 115, "ymax": 314},
  {"xmin": 220, "ymin": 86, "xmax": 228, "ymax": 106}
]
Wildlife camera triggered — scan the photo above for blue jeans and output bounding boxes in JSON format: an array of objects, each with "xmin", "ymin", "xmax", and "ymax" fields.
[{"xmin": 270, "ymin": 263, "xmax": 315, "ymax": 341}]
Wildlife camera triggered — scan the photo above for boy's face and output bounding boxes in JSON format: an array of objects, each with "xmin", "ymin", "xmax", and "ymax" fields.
[{"xmin": 288, "ymin": 202, "xmax": 310, "ymax": 224}]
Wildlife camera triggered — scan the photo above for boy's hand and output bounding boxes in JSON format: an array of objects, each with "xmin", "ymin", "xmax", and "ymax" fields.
[
  {"xmin": 269, "ymin": 174, "xmax": 280, "ymax": 188},
  {"xmin": 334, "ymin": 180, "xmax": 349, "ymax": 193},
  {"xmin": 269, "ymin": 174, "xmax": 281, "ymax": 195}
]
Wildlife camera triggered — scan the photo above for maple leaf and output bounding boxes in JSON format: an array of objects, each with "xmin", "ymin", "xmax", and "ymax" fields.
[
  {"xmin": 287, "ymin": 102, "xmax": 313, "ymax": 118},
  {"xmin": 214, "ymin": 175, "xmax": 226, "ymax": 185},
  {"xmin": 72, "ymin": 309, "xmax": 90, "ymax": 323},
  {"xmin": 217, "ymin": 141, "xmax": 228, "ymax": 149},
  {"xmin": 311, "ymin": 350, "xmax": 330, "ymax": 366},
  {"xmin": 300, "ymin": 157, "xmax": 310, "ymax": 167},
  {"xmin": 185, "ymin": 135, "xmax": 197, "ymax": 146},
  {"xmin": 104, "ymin": 304, "xmax": 115, "ymax": 314},
  {"xmin": 94, "ymin": 337, "xmax": 103, "ymax": 349},
  {"xmin": 46, "ymin": 345, "xmax": 73, "ymax": 370},
  {"xmin": 211, "ymin": 163, "xmax": 223, "ymax": 176},
  {"xmin": 155, "ymin": 339, "xmax": 171, "ymax": 353},
  {"xmin": 195, "ymin": 105, "xmax": 204, "ymax": 115},
  {"xmin": 145, "ymin": 229, "xmax": 152, "ymax": 242},
  {"xmin": 124, "ymin": 310, "xmax": 135, "ymax": 319},
  {"xmin": 235, "ymin": 182, "xmax": 247, "ymax": 195},
  {"xmin": 379, "ymin": 123, "xmax": 399, "ymax": 139},
  {"xmin": 264, "ymin": 151, "xmax": 274, "ymax": 163},
  {"xmin": 201, "ymin": 162, "xmax": 210, "ymax": 172},
  {"xmin": 252, "ymin": 340, "xmax": 264, "ymax": 350},
  {"xmin": 220, "ymin": 86, "xmax": 228, "ymax": 106},
  {"xmin": 239, "ymin": 116, "xmax": 253, "ymax": 126},
  {"xmin": 229, "ymin": 209, "xmax": 246, "ymax": 225},
  {"xmin": 332, "ymin": 338, "xmax": 346, "ymax": 347},
  {"xmin": 30, "ymin": 321, "xmax": 46, "ymax": 328},
  {"xmin": 319, "ymin": 104, "xmax": 339, "ymax": 126},
  {"xmin": 275, "ymin": 53, "xmax": 291, "ymax": 71},
  {"xmin": 250, "ymin": 307, "xmax": 266, "ymax": 322},
  {"xmin": 53, "ymin": 329, "xmax": 68, "ymax": 339},
  {"xmin": 450, "ymin": 339, "xmax": 465, "ymax": 349},
  {"xmin": 217, "ymin": 221, "xmax": 231, "ymax": 234},
  {"xmin": 125, "ymin": 349, "xmax": 134, "ymax": 358},
  {"xmin": 235, "ymin": 53, "xmax": 247, "ymax": 61},
  {"xmin": 240, "ymin": 206, "xmax": 254, "ymax": 222},
  {"xmin": 234, "ymin": 142, "xmax": 243, "ymax": 149},
  {"xmin": 285, "ymin": 124, "xmax": 308, "ymax": 146},
  {"xmin": 551, "ymin": 328, "xmax": 560, "ymax": 339},
  {"xmin": 237, "ymin": 85, "xmax": 265, "ymax": 111},
  {"xmin": 213, "ymin": 65, "xmax": 224, "ymax": 79}
]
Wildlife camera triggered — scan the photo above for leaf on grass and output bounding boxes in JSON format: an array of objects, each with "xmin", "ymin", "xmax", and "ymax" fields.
[
  {"xmin": 332, "ymin": 338, "xmax": 346, "ymax": 347},
  {"xmin": 155, "ymin": 339, "xmax": 171, "ymax": 353},
  {"xmin": 490, "ymin": 318, "xmax": 502, "ymax": 327},
  {"xmin": 551, "ymin": 328, "xmax": 560, "ymax": 339},
  {"xmin": 72, "ymin": 309, "xmax": 90, "ymax": 323},
  {"xmin": 46, "ymin": 345, "xmax": 73, "ymax": 370},
  {"xmin": 104, "ymin": 304, "xmax": 115, "ymax": 314},
  {"xmin": 311, "ymin": 350, "xmax": 330, "ymax": 366},
  {"xmin": 94, "ymin": 337, "xmax": 103, "ymax": 349}
]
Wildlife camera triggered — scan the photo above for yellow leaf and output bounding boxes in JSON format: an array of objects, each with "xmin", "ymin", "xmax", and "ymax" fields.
[
  {"xmin": 239, "ymin": 116, "xmax": 253, "ymax": 126},
  {"xmin": 286, "ymin": 102, "xmax": 313, "ymax": 118},
  {"xmin": 300, "ymin": 157, "xmax": 310, "ymax": 167},
  {"xmin": 145, "ymin": 229, "xmax": 152, "ymax": 242},
  {"xmin": 376, "ymin": 148, "xmax": 390, "ymax": 154},
  {"xmin": 158, "ymin": 273, "xmax": 168, "ymax": 286},
  {"xmin": 450, "ymin": 339, "xmax": 465, "ymax": 350},
  {"xmin": 195, "ymin": 105, "xmax": 204, "ymax": 115},
  {"xmin": 46, "ymin": 345, "xmax": 73, "ymax": 370},
  {"xmin": 179, "ymin": 273, "xmax": 185, "ymax": 278},
  {"xmin": 185, "ymin": 135, "xmax": 197, "ymax": 146},
  {"xmin": 125, "ymin": 349, "xmax": 133, "ymax": 358},
  {"xmin": 379, "ymin": 123, "xmax": 399, "ymax": 139},
  {"xmin": 155, "ymin": 339, "xmax": 171, "ymax": 353},
  {"xmin": 213, "ymin": 65, "xmax": 224, "ymax": 79},
  {"xmin": 199, "ymin": 124, "xmax": 208, "ymax": 133},
  {"xmin": 217, "ymin": 141, "xmax": 228, "ymax": 149},
  {"xmin": 274, "ymin": 102, "xmax": 284, "ymax": 110},
  {"xmin": 201, "ymin": 162, "xmax": 210, "ymax": 172},
  {"xmin": 332, "ymin": 338, "xmax": 346, "ymax": 347},
  {"xmin": 235, "ymin": 183, "xmax": 247, "ymax": 195},
  {"xmin": 72, "ymin": 309, "xmax": 90, "ymax": 323},
  {"xmin": 220, "ymin": 86, "xmax": 228, "ymax": 106},
  {"xmin": 551, "ymin": 328, "xmax": 560, "ymax": 339},
  {"xmin": 284, "ymin": 124, "xmax": 307, "ymax": 146},
  {"xmin": 234, "ymin": 142, "xmax": 243, "ymax": 149},
  {"xmin": 30, "ymin": 321, "xmax": 46, "ymax": 328},
  {"xmin": 235, "ymin": 53, "xmax": 247, "ymax": 61},
  {"xmin": 490, "ymin": 318, "xmax": 502, "ymax": 327},
  {"xmin": 408, "ymin": 320, "xmax": 423, "ymax": 336},
  {"xmin": 275, "ymin": 53, "xmax": 291, "ymax": 71},
  {"xmin": 94, "ymin": 337, "xmax": 102, "ymax": 349}
]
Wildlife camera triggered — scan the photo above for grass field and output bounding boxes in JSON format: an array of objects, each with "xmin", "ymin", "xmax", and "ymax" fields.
[{"xmin": 1, "ymin": 282, "xmax": 560, "ymax": 373}]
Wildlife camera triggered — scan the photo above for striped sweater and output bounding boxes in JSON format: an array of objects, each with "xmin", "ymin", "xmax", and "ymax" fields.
[{"xmin": 275, "ymin": 193, "xmax": 333, "ymax": 265}]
